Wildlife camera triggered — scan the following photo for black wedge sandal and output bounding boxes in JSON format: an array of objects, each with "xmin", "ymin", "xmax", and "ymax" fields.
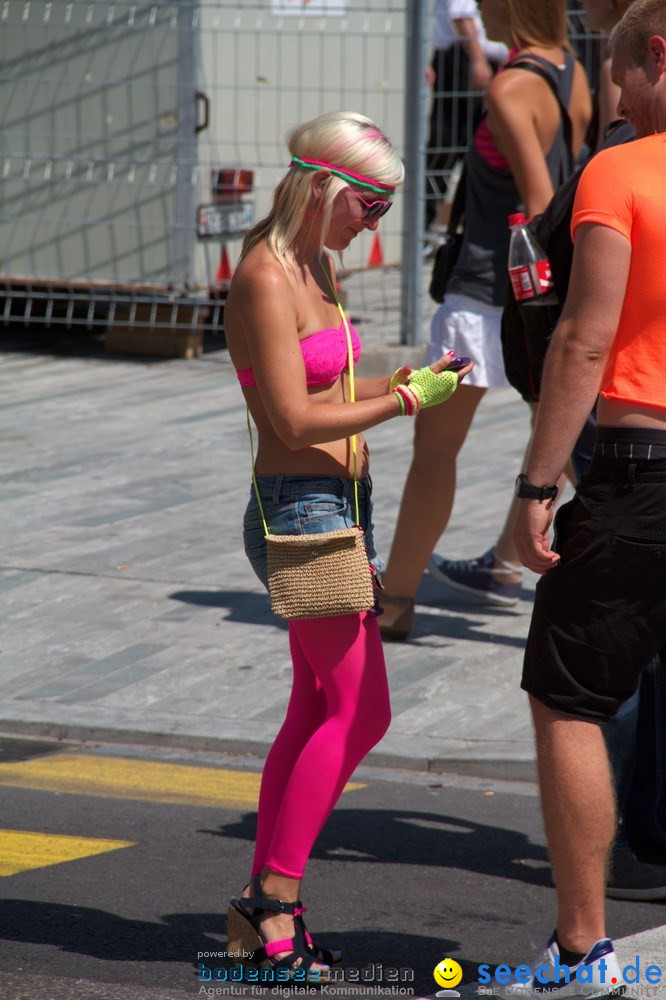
[
  {"xmin": 230, "ymin": 877, "xmax": 342, "ymax": 967},
  {"xmin": 227, "ymin": 876, "xmax": 333, "ymax": 980},
  {"xmin": 295, "ymin": 904, "xmax": 342, "ymax": 966}
]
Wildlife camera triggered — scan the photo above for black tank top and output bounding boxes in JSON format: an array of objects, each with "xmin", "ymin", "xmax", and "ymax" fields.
[{"xmin": 446, "ymin": 51, "xmax": 577, "ymax": 308}]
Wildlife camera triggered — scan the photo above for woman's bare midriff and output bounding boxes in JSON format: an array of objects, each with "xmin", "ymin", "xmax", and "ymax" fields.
[
  {"xmin": 246, "ymin": 384, "xmax": 370, "ymax": 480},
  {"xmin": 598, "ymin": 397, "xmax": 666, "ymax": 430},
  {"xmin": 253, "ymin": 430, "xmax": 369, "ymax": 479}
]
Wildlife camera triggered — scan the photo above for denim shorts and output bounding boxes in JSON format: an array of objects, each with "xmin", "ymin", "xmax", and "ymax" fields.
[
  {"xmin": 522, "ymin": 428, "xmax": 666, "ymax": 722},
  {"xmin": 243, "ymin": 475, "xmax": 381, "ymax": 591}
]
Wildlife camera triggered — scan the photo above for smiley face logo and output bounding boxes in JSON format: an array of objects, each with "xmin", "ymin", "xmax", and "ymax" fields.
[{"xmin": 433, "ymin": 957, "xmax": 463, "ymax": 989}]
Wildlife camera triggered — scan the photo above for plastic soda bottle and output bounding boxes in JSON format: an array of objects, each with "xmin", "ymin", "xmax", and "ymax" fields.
[{"xmin": 507, "ymin": 212, "xmax": 557, "ymax": 305}]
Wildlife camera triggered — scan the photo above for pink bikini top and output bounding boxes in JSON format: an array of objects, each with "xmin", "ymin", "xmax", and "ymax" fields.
[{"xmin": 236, "ymin": 322, "xmax": 362, "ymax": 388}]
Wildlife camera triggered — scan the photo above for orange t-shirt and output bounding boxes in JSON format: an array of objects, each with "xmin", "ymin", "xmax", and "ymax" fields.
[{"xmin": 571, "ymin": 133, "xmax": 666, "ymax": 412}]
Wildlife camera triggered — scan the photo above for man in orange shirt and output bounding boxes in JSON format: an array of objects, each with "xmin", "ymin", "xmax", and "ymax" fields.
[{"xmin": 511, "ymin": 1, "xmax": 666, "ymax": 995}]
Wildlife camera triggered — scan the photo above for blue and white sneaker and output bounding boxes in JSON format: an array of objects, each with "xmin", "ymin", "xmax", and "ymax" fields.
[
  {"xmin": 428, "ymin": 548, "xmax": 521, "ymax": 607},
  {"xmin": 499, "ymin": 932, "xmax": 626, "ymax": 998}
]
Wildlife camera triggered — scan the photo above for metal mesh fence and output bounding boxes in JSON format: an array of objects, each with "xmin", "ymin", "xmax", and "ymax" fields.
[{"xmin": 0, "ymin": 1, "xmax": 603, "ymax": 356}]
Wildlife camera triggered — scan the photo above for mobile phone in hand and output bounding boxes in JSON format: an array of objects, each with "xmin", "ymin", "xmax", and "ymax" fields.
[{"xmin": 448, "ymin": 356, "xmax": 472, "ymax": 371}]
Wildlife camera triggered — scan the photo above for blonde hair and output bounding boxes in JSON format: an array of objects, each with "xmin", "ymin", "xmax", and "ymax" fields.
[
  {"xmin": 240, "ymin": 111, "xmax": 404, "ymax": 266},
  {"xmin": 611, "ymin": 0, "xmax": 666, "ymax": 64},
  {"xmin": 505, "ymin": 0, "xmax": 570, "ymax": 50}
]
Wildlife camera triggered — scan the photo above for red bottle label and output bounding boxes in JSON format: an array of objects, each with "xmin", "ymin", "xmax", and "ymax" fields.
[
  {"xmin": 509, "ymin": 259, "xmax": 554, "ymax": 301},
  {"xmin": 509, "ymin": 265, "xmax": 535, "ymax": 301},
  {"xmin": 533, "ymin": 258, "xmax": 554, "ymax": 295}
]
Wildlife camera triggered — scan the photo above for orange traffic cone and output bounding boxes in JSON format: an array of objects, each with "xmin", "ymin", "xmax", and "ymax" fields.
[
  {"xmin": 367, "ymin": 233, "xmax": 384, "ymax": 268},
  {"xmin": 216, "ymin": 245, "xmax": 233, "ymax": 283}
]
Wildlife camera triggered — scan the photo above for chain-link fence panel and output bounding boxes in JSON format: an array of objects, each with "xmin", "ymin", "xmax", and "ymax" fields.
[{"xmin": 1, "ymin": 1, "xmax": 603, "ymax": 356}]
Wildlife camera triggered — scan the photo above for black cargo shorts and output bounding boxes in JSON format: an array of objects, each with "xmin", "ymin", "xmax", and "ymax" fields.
[{"xmin": 522, "ymin": 428, "xmax": 666, "ymax": 722}]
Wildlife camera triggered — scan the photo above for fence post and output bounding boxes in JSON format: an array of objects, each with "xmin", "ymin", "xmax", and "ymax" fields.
[
  {"xmin": 400, "ymin": 0, "xmax": 430, "ymax": 346},
  {"xmin": 173, "ymin": 0, "xmax": 200, "ymax": 287}
]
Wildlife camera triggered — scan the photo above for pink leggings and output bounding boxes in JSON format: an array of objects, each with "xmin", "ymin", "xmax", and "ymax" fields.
[{"xmin": 252, "ymin": 611, "xmax": 391, "ymax": 879}]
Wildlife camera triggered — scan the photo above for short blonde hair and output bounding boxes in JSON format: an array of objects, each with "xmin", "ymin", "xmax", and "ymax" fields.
[
  {"xmin": 240, "ymin": 111, "xmax": 404, "ymax": 266},
  {"xmin": 611, "ymin": 0, "xmax": 666, "ymax": 64}
]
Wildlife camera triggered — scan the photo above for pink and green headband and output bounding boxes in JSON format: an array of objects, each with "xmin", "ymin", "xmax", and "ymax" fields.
[{"xmin": 290, "ymin": 155, "xmax": 395, "ymax": 194}]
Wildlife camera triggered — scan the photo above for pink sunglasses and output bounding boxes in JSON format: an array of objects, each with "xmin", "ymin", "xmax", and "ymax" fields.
[{"xmin": 347, "ymin": 188, "xmax": 393, "ymax": 221}]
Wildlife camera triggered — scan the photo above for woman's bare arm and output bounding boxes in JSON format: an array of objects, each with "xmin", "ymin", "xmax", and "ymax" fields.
[{"xmin": 485, "ymin": 71, "xmax": 557, "ymax": 216}]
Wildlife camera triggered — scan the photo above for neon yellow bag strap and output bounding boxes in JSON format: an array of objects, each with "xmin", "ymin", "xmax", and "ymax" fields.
[
  {"xmin": 247, "ymin": 409, "xmax": 269, "ymax": 537},
  {"xmin": 319, "ymin": 258, "xmax": 361, "ymax": 527},
  {"xmin": 246, "ymin": 256, "xmax": 361, "ymax": 536}
]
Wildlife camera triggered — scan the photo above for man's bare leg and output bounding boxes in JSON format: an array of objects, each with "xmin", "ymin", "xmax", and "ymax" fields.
[{"xmin": 530, "ymin": 696, "xmax": 616, "ymax": 954}]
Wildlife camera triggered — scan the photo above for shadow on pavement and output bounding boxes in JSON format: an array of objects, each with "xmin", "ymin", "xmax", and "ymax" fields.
[
  {"xmin": 170, "ymin": 589, "xmax": 285, "ymax": 629},
  {"xmin": 0, "ymin": 897, "xmax": 481, "ymax": 995},
  {"xmin": 170, "ymin": 588, "xmax": 529, "ymax": 647},
  {"xmin": 205, "ymin": 808, "xmax": 549, "ymax": 887},
  {"xmin": 0, "ymin": 899, "xmax": 217, "ymax": 962}
]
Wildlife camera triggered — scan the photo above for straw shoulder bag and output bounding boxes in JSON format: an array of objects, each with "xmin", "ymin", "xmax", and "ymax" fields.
[{"xmin": 247, "ymin": 263, "xmax": 375, "ymax": 620}]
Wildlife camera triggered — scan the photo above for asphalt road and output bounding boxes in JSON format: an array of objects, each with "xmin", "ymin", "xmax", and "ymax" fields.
[{"xmin": 0, "ymin": 735, "xmax": 663, "ymax": 1000}]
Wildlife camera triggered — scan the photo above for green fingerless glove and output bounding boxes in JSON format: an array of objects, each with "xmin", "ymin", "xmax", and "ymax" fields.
[{"xmin": 406, "ymin": 366, "xmax": 458, "ymax": 408}]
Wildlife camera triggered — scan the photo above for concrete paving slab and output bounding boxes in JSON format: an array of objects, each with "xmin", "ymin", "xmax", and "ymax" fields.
[{"xmin": 0, "ymin": 322, "xmax": 552, "ymax": 775}]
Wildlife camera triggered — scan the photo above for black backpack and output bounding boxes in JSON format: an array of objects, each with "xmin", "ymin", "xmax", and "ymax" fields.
[
  {"xmin": 500, "ymin": 120, "xmax": 635, "ymax": 403},
  {"xmin": 500, "ymin": 171, "xmax": 581, "ymax": 402}
]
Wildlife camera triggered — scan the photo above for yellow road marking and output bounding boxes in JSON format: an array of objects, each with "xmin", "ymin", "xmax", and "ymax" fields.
[
  {"xmin": 0, "ymin": 754, "xmax": 365, "ymax": 809},
  {"xmin": 0, "ymin": 828, "xmax": 134, "ymax": 877}
]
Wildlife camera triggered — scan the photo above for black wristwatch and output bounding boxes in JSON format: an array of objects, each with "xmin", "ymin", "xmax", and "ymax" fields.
[{"xmin": 515, "ymin": 473, "xmax": 559, "ymax": 502}]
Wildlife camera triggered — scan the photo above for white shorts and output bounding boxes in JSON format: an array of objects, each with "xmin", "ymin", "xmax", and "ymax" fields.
[{"xmin": 425, "ymin": 291, "xmax": 509, "ymax": 389}]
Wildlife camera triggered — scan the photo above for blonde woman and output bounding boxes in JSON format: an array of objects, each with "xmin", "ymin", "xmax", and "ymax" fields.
[
  {"xmin": 381, "ymin": 0, "xmax": 592, "ymax": 638},
  {"xmin": 224, "ymin": 111, "xmax": 471, "ymax": 977}
]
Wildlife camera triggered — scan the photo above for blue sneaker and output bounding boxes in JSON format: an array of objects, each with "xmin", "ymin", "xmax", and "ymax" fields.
[
  {"xmin": 428, "ymin": 548, "xmax": 521, "ymax": 607},
  {"xmin": 500, "ymin": 932, "xmax": 625, "ymax": 998}
]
